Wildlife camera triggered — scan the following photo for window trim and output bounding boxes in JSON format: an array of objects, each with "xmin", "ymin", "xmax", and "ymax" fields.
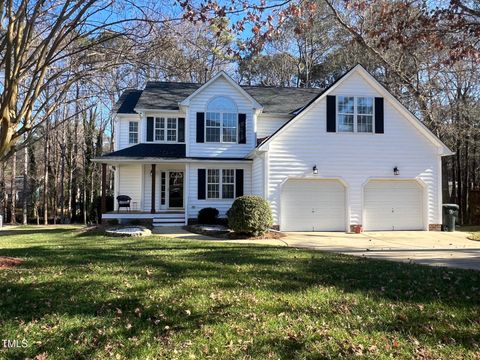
[
  {"xmin": 206, "ymin": 168, "xmax": 236, "ymax": 200},
  {"xmin": 128, "ymin": 121, "xmax": 139, "ymax": 144},
  {"xmin": 153, "ymin": 117, "xmax": 179, "ymax": 143},
  {"xmin": 336, "ymin": 95, "xmax": 375, "ymax": 133}
]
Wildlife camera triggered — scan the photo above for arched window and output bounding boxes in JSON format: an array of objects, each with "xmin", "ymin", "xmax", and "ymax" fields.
[{"xmin": 206, "ymin": 96, "xmax": 238, "ymax": 143}]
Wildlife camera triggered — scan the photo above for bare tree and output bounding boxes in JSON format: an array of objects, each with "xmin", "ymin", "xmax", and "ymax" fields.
[{"xmin": 0, "ymin": 0, "xmax": 158, "ymax": 160}]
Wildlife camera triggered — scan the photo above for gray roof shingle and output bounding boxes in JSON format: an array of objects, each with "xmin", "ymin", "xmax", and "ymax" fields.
[
  {"xmin": 115, "ymin": 89, "xmax": 142, "ymax": 114},
  {"xmin": 115, "ymin": 81, "xmax": 324, "ymax": 115}
]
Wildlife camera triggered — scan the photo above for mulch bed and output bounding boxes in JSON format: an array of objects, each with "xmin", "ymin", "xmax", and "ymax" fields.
[
  {"xmin": 0, "ymin": 257, "xmax": 23, "ymax": 270},
  {"xmin": 186, "ymin": 225, "xmax": 286, "ymax": 240}
]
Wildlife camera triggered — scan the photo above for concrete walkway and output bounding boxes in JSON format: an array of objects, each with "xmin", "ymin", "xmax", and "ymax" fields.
[{"xmin": 153, "ymin": 227, "xmax": 480, "ymax": 271}]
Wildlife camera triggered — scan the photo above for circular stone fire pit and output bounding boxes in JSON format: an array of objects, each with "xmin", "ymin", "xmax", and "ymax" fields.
[{"xmin": 105, "ymin": 226, "xmax": 152, "ymax": 237}]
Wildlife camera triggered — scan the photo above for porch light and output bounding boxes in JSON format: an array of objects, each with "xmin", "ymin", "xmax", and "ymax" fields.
[
  {"xmin": 313, "ymin": 165, "xmax": 318, "ymax": 175},
  {"xmin": 393, "ymin": 166, "xmax": 400, "ymax": 176}
]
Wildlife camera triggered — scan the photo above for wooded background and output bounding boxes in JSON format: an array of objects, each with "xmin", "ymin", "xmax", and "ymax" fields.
[{"xmin": 0, "ymin": 0, "xmax": 479, "ymax": 225}]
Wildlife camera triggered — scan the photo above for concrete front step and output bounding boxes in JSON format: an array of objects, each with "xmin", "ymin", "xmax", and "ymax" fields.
[
  {"xmin": 153, "ymin": 215, "xmax": 185, "ymax": 227},
  {"xmin": 153, "ymin": 223, "xmax": 184, "ymax": 227}
]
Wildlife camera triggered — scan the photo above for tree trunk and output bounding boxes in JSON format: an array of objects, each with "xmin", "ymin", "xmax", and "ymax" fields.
[
  {"xmin": 22, "ymin": 145, "xmax": 28, "ymax": 224},
  {"xmin": 9, "ymin": 153, "xmax": 17, "ymax": 224},
  {"xmin": 0, "ymin": 161, "xmax": 6, "ymax": 224},
  {"xmin": 60, "ymin": 135, "xmax": 66, "ymax": 224},
  {"xmin": 43, "ymin": 126, "xmax": 49, "ymax": 225}
]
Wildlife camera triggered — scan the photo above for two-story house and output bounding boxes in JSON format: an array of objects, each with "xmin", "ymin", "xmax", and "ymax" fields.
[{"xmin": 94, "ymin": 65, "xmax": 452, "ymax": 231}]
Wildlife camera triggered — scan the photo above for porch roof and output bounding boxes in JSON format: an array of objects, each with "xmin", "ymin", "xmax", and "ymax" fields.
[
  {"xmin": 101, "ymin": 143, "xmax": 186, "ymax": 158},
  {"xmin": 93, "ymin": 144, "xmax": 251, "ymax": 163}
]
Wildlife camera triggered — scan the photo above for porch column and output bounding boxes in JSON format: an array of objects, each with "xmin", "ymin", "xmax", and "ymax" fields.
[
  {"xmin": 101, "ymin": 163, "xmax": 107, "ymax": 218},
  {"xmin": 151, "ymin": 164, "xmax": 156, "ymax": 213}
]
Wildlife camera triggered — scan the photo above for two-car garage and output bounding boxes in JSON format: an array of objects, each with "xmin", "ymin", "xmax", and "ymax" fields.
[{"xmin": 280, "ymin": 178, "xmax": 425, "ymax": 232}]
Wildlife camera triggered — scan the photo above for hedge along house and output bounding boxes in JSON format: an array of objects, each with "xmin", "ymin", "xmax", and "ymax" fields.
[{"xmin": 93, "ymin": 65, "xmax": 453, "ymax": 231}]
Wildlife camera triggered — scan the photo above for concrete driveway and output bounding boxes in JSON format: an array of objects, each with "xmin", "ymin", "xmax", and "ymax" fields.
[
  {"xmin": 155, "ymin": 227, "xmax": 480, "ymax": 271},
  {"xmin": 283, "ymin": 231, "xmax": 480, "ymax": 271}
]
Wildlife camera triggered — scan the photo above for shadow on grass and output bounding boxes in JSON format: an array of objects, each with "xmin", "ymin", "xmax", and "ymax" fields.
[
  {"xmin": 0, "ymin": 228, "xmax": 76, "ymax": 237},
  {"xmin": 1, "ymin": 227, "xmax": 479, "ymax": 358}
]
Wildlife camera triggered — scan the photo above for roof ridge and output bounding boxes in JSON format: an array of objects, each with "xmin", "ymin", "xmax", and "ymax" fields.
[
  {"xmin": 146, "ymin": 81, "xmax": 200, "ymax": 86},
  {"xmin": 242, "ymin": 84, "xmax": 323, "ymax": 90}
]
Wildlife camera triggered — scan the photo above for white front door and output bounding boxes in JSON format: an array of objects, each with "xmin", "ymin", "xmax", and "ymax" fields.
[
  {"xmin": 281, "ymin": 179, "xmax": 346, "ymax": 231},
  {"xmin": 363, "ymin": 180, "xmax": 424, "ymax": 231}
]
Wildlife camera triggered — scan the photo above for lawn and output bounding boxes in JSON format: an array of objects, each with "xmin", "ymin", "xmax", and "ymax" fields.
[{"xmin": 0, "ymin": 227, "xmax": 479, "ymax": 359}]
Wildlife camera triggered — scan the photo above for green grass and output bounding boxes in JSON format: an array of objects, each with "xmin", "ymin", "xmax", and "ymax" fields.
[{"xmin": 1, "ymin": 226, "xmax": 479, "ymax": 360}]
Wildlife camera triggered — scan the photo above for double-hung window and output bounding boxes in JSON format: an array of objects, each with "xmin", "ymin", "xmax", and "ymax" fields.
[
  {"xmin": 207, "ymin": 169, "xmax": 235, "ymax": 199},
  {"xmin": 356, "ymin": 97, "xmax": 373, "ymax": 132},
  {"xmin": 206, "ymin": 97, "xmax": 238, "ymax": 143},
  {"xmin": 128, "ymin": 121, "xmax": 138, "ymax": 144},
  {"xmin": 154, "ymin": 117, "xmax": 177, "ymax": 142},
  {"xmin": 337, "ymin": 96, "xmax": 374, "ymax": 133},
  {"xmin": 205, "ymin": 112, "xmax": 221, "ymax": 143}
]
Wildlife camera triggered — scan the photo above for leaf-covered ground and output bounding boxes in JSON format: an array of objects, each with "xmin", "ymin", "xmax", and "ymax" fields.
[{"xmin": 0, "ymin": 226, "xmax": 479, "ymax": 359}]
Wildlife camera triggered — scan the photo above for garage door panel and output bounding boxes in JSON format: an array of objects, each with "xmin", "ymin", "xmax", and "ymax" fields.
[
  {"xmin": 364, "ymin": 180, "xmax": 424, "ymax": 231},
  {"xmin": 281, "ymin": 179, "xmax": 346, "ymax": 231}
]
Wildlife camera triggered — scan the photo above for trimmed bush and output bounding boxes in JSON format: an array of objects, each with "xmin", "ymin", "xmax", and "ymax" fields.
[
  {"xmin": 198, "ymin": 207, "xmax": 220, "ymax": 224},
  {"xmin": 227, "ymin": 195, "xmax": 273, "ymax": 236}
]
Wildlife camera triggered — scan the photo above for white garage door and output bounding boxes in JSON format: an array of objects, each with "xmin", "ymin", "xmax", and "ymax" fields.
[
  {"xmin": 281, "ymin": 179, "xmax": 346, "ymax": 231},
  {"xmin": 364, "ymin": 180, "xmax": 424, "ymax": 231}
]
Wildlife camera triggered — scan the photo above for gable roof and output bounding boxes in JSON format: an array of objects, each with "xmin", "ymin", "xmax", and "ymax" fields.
[
  {"xmin": 255, "ymin": 64, "xmax": 452, "ymax": 156},
  {"xmin": 115, "ymin": 78, "xmax": 323, "ymax": 115},
  {"xmin": 178, "ymin": 71, "xmax": 263, "ymax": 109}
]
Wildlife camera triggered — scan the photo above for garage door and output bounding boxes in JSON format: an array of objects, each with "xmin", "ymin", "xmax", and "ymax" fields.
[
  {"xmin": 364, "ymin": 180, "xmax": 424, "ymax": 231},
  {"xmin": 281, "ymin": 179, "xmax": 346, "ymax": 231}
]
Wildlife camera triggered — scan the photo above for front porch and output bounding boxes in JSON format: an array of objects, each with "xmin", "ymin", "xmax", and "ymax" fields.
[{"xmin": 100, "ymin": 162, "xmax": 188, "ymax": 226}]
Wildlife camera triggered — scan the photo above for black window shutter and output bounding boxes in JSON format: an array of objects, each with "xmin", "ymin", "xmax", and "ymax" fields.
[
  {"xmin": 235, "ymin": 169, "xmax": 244, "ymax": 198},
  {"xmin": 196, "ymin": 112, "xmax": 205, "ymax": 143},
  {"xmin": 178, "ymin": 118, "xmax": 185, "ymax": 142},
  {"xmin": 375, "ymin": 97, "xmax": 384, "ymax": 134},
  {"xmin": 147, "ymin": 117, "xmax": 154, "ymax": 142},
  {"xmin": 238, "ymin": 114, "xmax": 247, "ymax": 144},
  {"xmin": 326, "ymin": 95, "xmax": 336, "ymax": 132},
  {"xmin": 198, "ymin": 169, "xmax": 206, "ymax": 200}
]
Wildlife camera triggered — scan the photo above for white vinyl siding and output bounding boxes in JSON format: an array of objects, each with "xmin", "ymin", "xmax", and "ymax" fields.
[
  {"xmin": 252, "ymin": 155, "xmax": 265, "ymax": 197},
  {"xmin": 116, "ymin": 117, "xmax": 142, "ymax": 149},
  {"xmin": 256, "ymin": 115, "xmax": 290, "ymax": 138},
  {"xmin": 187, "ymin": 163, "xmax": 252, "ymax": 219},
  {"xmin": 266, "ymin": 71, "xmax": 441, "ymax": 228},
  {"xmin": 188, "ymin": 77, "xmax": 255, "ymax": 157},
  {"xmin": 117, "ymin": 164, "xmax": 142, "ymax": 210}
]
